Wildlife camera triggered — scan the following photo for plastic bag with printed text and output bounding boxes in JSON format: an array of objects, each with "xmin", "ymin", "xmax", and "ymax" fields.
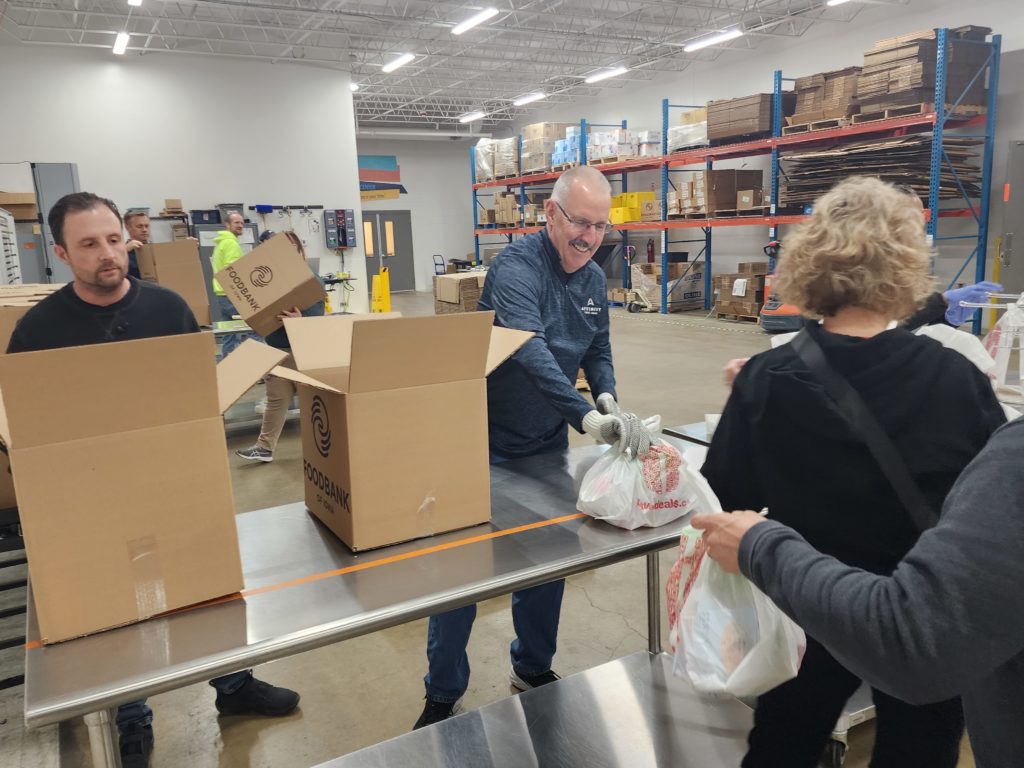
[{"xmin": 576, "ymin": 419, "xmax": 713, "ymax": 530}]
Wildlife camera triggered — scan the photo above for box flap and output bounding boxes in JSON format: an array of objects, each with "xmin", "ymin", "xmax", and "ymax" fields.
[
  {"xmin": 0, "ymin": 389, "xmax": 10, "ymax": 447},
  {"xmin": 486, "ymin": 326, "xmax": 535, "ymax": 375},
  {"xmin": 216, "ymin": 339, "xmax": 289, "ymax": 414},
  {"xmin": 348, "ymin": 312, "xmax": 494, "ymax": 392},
  {"xmin": 283, "ymin": 313, "xmax": 400, "ymax": 379},
  {"xmin": 0, "ymin": 333, "xmax": 218, "ymax": 450},
  {"xmin": 268, "ymin": 365, "xmax": 344, "ymax": 394}
]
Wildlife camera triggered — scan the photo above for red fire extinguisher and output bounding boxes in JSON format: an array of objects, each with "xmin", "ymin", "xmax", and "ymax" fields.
[{"xmin": 646, "ymin": 238, "xmax": 655, "ymax": 263}]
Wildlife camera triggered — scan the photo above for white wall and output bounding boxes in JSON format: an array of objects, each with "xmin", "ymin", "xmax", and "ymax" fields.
[
  {"xmin": 356, "ymin": 139, "xmax": 475, "ymax": 292},
  {"xmin": 0, "ymin": 41, "xmax": 369, "ymax": 312}
]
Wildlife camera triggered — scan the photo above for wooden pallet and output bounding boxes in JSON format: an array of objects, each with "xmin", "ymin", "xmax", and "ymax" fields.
[
  {"xmin": 781, "ymin": 118, "xmax": 851, "ymax": 136},
  {"xmin": 551, "ymin": 162, "xmax": 579, "ymax": 172},
  {"xmin": 715, "ymin": 312, "xmax": 760, "ymax": 324},
  {"xmin": 588, "ymin": 155, "xmax": 637, "ymax": 166},
  {"xmin": 520, "ymin": 168, "xmax": 551, "ymax": 177},
  {"xmin": 851, "ymin": 102, "xmax": 983, "ymax": 124}
]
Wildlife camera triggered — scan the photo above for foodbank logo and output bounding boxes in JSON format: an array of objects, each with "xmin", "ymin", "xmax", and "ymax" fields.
[
  {"xmin": 250, "ymin": 265, "xmax": 273, "ymax": 288},
  {"xmin": 311, "ymin": 395, "xmax": 331, "ymax": 458}
]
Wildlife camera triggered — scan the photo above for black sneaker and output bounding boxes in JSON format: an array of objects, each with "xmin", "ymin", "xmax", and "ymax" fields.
[
  {"xmin": 412, "ymin": 697, "xmax": 463, "ymax": 730},
  {"xmin": 510, "ymin": 668, "xmax": 560, "ymax": 691},
  {"xmin": 119, "ymin": 725, "xmax": 154, "ymax": 768},
  {"xmin": 235, "ymin": 446, "xmax": 273, "ymax": 463},
  {"xmin": 215, "ymin": 676, "xmax": 300, "ymax": 717}
]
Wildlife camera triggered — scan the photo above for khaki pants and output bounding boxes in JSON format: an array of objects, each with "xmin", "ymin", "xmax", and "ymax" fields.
[{"xmin": 256, "ymin": 364, "xmax": 297, "ymax": 453}]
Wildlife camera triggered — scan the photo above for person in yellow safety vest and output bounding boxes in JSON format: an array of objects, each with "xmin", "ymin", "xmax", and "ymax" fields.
[{"xmin": 211, "ymin": 210, "xmax": 250, "ymax": 357}]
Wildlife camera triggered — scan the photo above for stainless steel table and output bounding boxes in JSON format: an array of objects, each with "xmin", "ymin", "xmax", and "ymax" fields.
[
  {"xmin": 24, "ymin": 440, "xmax": 706, "ymax": 767},
  {"xmin": 314, "ymin": 651, "xmax": 752, "ymax": 768},
  {"xmin": 662, "ymin": 422, "xmax": 710, "ymax": 447}
]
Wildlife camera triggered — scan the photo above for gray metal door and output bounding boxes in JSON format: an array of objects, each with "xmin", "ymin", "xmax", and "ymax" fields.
[
  {"xmin": 31, "ymin": 163, "xmax": 80, "ymax": 283},
  {"xmin": 362, "ymin": 211, "xmax": 415, "ymax": 293},
  {"xmin": 999, "ymin": 140, "xmax": 1024, "ymax": 295}
]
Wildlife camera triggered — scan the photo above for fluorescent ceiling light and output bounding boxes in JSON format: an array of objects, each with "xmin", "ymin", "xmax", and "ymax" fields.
[
  {"xmin": 513, "ymin": 92, "xmax": 546, "ymax": 106},
  {"xmin": 127, "ymin": 0, "xmax": 143, "ymax": 6},
  {"xmin": 459, "ymin": 111, "xmax": 487, "ymax": 123},
  {"xmin": 349, "ymin": 82, "xmax": 360, "ymax": 91},
  {"xmin": 683, "ymin": 28, "xmax": 744, "ymax": 53},
  {"xmin": 584, "ymin": 66, "xmax": 628, "ymax": 84},
  {"xmin": 112, "ymin": 32, "xmax": 129, "ymax": 55},
  {"xmin": 826, "ymin": 0, "xmax": 853, "ymax": 5},
  {"xmin": 382, "ymin": 53, "xmax": 415, "ymax": 73},
  {"xmin": 452, "ymin": 7, "xmax": 499, "ymax": 35}
]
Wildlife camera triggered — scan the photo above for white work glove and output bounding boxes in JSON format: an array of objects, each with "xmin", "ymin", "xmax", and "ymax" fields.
[
  {"xmin": 583, "ymin": 393, "xmax": 658, "ymax": 457},
  {"xmin": 582, "ymin": 408, "xmax": 623, "ymax": 446}
]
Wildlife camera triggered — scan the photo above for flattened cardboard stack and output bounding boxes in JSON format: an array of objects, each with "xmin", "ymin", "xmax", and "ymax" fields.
[
  {"xmin": 715, "ymin": 267, "xmax": 767, "ymax": 318},
  {"xmin": 707, "ymin": 93, "xmax": 796, "ymax": 142},
  {"xmin": 857, "ymin": 26, "xmax": 991, "ymax": 112},
  {"xmin": 629, "ymin": 262, "xmax": 704, "ymax": 312},
  {"xmin": 779, "ymin": 134, "xmax": 982, "ymax": 206},
  {"xmin": 789, "ymin": 68, "xmax": 861, "ymax": 126},
  {"xmin": 668, "ymin": 169, "xmax": 764, "ymax": 216},
  {"xmin": 433, "ymin": 272, "xmax": 486, "ymax": 314}
]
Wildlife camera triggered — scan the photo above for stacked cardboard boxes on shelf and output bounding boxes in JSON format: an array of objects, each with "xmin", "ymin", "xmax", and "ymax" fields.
[
  {"xmin": 587, "ymin": 128, "xmax": 638, "ymax": 163},
  {"xmin": 553, "ymin": 125, "xmax": 582, "ymax": 168},
  {"xmin": 667, "ymin": 169, "xmax": 764, "ymax": 216},
  {"xmin": 856, "ymin": 26, "xmax": 991, "ymax": 112},
  {"xmin": 520, "ymin": 123, "xmax": 576, "ymax": 174},
  {"xmin": 707, "ymin": 93, "xmax": 796, "ymax": 142},
  {"xmin": 629, "ymin": 261, "xmax": 705, "ymax": 312},
  {"xmin": 714, "ymin": 262, "xmax": 769, "ymax": 318},
  {"xmin": 474, "ymin": 139, "xmax": 495, "ymax": 182},
  {"xmin": 610, "ymin": 191, "xmax": 656, "ymax": 224},
  {"xmin": 788, "ymin": 68, "xmax": 861, "ymax": 126},
  {"xmin": 0, "ymin": 192, "xmax": 38, "ymax": 222},
  {"xmin": 160, "ymin": 198, "xmax": 185, "ymax": 217},
  {"xmin": 433, "ymin": 272, "xmax": 487, "ymax": 314},
  {"xmin": 492, "ymin": 137, "xmax": 519, "ymax": 178}
]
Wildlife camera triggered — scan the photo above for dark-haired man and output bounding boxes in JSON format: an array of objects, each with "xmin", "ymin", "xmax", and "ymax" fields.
[{"xmin": 7, "ymin": 192, "xmax": 300, "ymax": 767}]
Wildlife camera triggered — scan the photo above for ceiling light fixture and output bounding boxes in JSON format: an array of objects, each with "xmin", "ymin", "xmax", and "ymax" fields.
[
  {"xmin": 350, "ymin": 82, "xmax": 360, "ymax": 91},
  {"xmin": 683, "ymin": 28, "xmax": 744, "ymax": 53},
  {"xmin": 127, "ymin": 0, "xmax": 143, "ymax": 6},
  {"xmin": 382, "ymin": 53, "xmax": 415, "ymax": 73},
  {"xmin": 112, "ymin": 31, "xmax": 130, "ymax": 55},
  {"xmin": 459, "ymin": 111, "xmax": 487, "ymax": 123},
  {"xmin": 584, "ymin": 66, "xmax": 628, "ymax": 84},
  {"xmin": 513, "ymin": 92, "xmax": 546, "ymax": 106},
  {"xmin": 826, "ymin": 0, "xmax": 853, "ymax": 5},
  {"xmin": 452, "ymin": 7, "xmax": 499, "ymax": 35}
]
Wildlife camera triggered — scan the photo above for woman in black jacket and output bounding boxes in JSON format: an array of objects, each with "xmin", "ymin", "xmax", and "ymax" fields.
[{"xmin": 700, "ymin": 176, "xmax": 1006, "ymax": 768}]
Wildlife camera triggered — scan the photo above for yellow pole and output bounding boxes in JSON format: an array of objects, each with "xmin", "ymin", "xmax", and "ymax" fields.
[{"xmin": 371, "ymin": 274, "xmax": 382, "ymax": 313}]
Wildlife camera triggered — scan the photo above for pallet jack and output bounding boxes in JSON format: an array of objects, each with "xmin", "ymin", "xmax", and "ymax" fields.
[{"xmin": 759, "ymin": 240, "xmax": 804, "ymax": 333}]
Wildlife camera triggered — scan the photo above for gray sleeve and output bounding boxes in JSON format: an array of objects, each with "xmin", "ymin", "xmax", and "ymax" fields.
[
  {"xmin": 488, "ymin": 264, "xmax": 595, "ymax": 431},
  {"xmin": 740, "ymin": 422, "xmax": 1024, "ymax": 704}
]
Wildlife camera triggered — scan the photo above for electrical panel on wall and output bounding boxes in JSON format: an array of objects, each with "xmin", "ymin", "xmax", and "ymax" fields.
[
  {"xmin": 0, "ymin": 209, "xmax": 23, "ymax": 285},
  {"xmin": 322, "ymin": 209, "xmax": 358, "ymax": 250}
]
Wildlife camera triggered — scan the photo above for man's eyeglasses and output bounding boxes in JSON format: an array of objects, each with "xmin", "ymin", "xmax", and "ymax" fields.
[{"xmin": 554, "ymin": 201, "xmax": 612, "ymax": 235}]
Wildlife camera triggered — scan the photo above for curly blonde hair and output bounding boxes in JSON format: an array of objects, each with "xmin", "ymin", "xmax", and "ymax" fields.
[{"xmin": 775, "ymin": 176, "xmax": 935, "ymax": 319}]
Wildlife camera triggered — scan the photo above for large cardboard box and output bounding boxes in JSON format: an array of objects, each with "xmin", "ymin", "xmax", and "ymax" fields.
[
  {"xmin": 273, "ymin": 312, "xmax": 532, "ymax": 551},
  {"xmin": 0, "ymin": 335, "xmax": 287, "ymax": 643},
  {"xmin": 0, "ymin": 192, "xmax": 35, "ymax": 207},
  {"xmin": 215, "ymin": 232, "xmax": 327, "ymax": 337},
  {"xmin": 521, "ymin": 122, "xmax": 575, "ymax": 141},
  {"xmin": 137, "ymin": 242, "xmax": 212, "ymax": 325},
  {"xmin": 433, "ymin": 272, "xmax": 486, "ymax": 315}
]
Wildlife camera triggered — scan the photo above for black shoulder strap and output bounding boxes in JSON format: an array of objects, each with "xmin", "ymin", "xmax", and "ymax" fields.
[{"xmin": 790, "ymin": 329, "xmax": 939, "ymax": 533}]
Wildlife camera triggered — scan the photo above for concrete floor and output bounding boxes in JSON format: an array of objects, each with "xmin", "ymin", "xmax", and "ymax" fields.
[{"xmin": 2, "ymin": 291, "xmax": 975, "ymax": 767}]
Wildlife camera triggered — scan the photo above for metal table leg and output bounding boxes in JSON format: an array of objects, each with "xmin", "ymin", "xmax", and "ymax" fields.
[
  {"xmin": 646, "ymin": 552, "xmax": 662, "ymax": 654},
  {"xmin": 84, "ymin": 709, "xmax": 121, "ymax": 768}
]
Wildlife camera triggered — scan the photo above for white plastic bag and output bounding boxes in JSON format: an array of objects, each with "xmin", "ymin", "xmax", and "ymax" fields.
[
  {"xmin": 671, "ymin": 522, "xmax": 806, "ymax": 697},
  {"xmin": 576, "ymin": 421, "xmax": 711, "ymax": 530}
]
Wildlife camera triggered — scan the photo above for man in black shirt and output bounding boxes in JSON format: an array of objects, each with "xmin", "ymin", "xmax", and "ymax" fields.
[{"xmin": 7, "ymin": 193, "xmax": 300, "ymax": 767}]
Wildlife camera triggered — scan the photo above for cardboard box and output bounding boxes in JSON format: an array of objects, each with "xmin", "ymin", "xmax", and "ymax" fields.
[
  {"xmin": 2, "ymin": 204, "xmax": 39, "ymax": 221},
  {"xmin": 630, "ymin": 263, "xmax": 704, "ymax": 311},
  {"xmin": 0, "ymin": 335, "xmax": 287, "ymax": 643},
  {"xmin": 738, "ymin": 261, "xmax": 770, "ymax": 276},
  {"xmin": 164, "ymin": 198, "xmax": 183, "ymax": 211},
  {"xmin": 640, "ymin": 200, "xmax": 661, "ymax": 221},
  {"xmin": 433, "ymin": 272, "xmax": 486, "ymax": 310},
  {"xmin": 136, "ymin": 242, "xmax": 213, "ymax": 326},
  {"xmin": 707, "ymin": 93, "xmax": 797, "ymax": 141},
  {"xmin": 521, "ymin": 122, "xmax": 575, "ymax": 141},
  {"xmin": 272, "ymin": 313, "xmax": 532, "ymax": 551},
  {"xmin": 215, "ymin": 232, "xmax": 327, "ymax": 337},
  {"xmin": 737, "ymin": 189, "xmax": 764, "ymax": 209},
  {"xmin": 681, "ymin": 107, "xmax": 708, "ymax": 125},
  {"xmin": 0, "ymin": 192, "xmax": 36, "ymax": 207}
]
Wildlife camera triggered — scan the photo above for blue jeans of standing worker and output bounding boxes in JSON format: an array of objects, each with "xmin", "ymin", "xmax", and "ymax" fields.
[
  {"xmin": 115, "ymin": 670, "xmax": 252, "ymax": 734},
  {"xmin": 423, "ymin": 437, "xmax": 568, "ymax": 704},
  {"xmin": 216, "ymin": 295, "xmax": 261, "ymax": 359}
]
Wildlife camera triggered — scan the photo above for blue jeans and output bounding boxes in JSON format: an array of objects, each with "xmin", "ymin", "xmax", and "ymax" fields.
[
  {"xmin": 216, "ymin": 295, "xmax": 259, "ymax": 359},
  {"xmin": 116, "ymin": 670, "xmax": 251, "ymax": 734},
  {"xmin": 423, "ymin": 442, "xmax": 568, "ymax": 703}
]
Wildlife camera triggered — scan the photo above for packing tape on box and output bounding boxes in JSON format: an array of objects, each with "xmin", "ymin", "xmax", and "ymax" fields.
[
  {"xmin": 416, "ymin": 493, "xmax": 439, "ymax": 537},
  {"xmin": 127, "ymin": 535, "xmax": 169, "ymax": 618}
]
